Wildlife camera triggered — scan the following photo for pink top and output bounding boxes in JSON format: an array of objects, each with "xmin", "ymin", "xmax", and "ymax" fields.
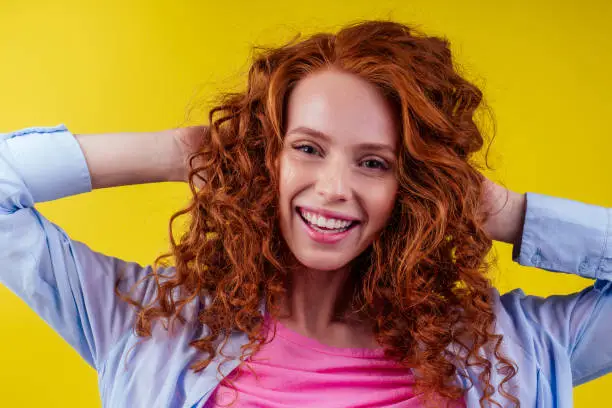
[{"xmin": 204, "ymin": 313, "xmax": 465, "ymax": 407}]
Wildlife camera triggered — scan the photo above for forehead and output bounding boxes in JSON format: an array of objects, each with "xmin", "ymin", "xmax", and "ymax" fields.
[{"xmin": 285, "ymin": 69, "xmax": 398, "ymax": 148}]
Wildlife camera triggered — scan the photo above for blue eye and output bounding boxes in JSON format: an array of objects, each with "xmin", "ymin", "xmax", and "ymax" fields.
[
  {"xmin": 361, "ymin": 159, "xmax": 388, "ymax": 170},
  {"xmin": 295, "ymin": 144, "xmax": 319, "ymax": 155}
]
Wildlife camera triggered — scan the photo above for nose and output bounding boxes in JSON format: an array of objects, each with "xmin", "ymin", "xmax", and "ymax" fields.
[{"xmin": 314, "ymin": 157, "xmax": 352, "ymax": 202}]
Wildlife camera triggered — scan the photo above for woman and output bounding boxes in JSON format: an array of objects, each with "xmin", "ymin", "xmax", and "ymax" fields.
[{"xmin": 1, "ymin": 20, "xmax": 610, "ymax": 408}]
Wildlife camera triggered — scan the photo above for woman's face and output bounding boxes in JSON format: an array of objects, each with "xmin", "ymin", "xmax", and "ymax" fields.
[{"xmin": 279, "ymin": 68, "xmax": 399, "ymax": 271}]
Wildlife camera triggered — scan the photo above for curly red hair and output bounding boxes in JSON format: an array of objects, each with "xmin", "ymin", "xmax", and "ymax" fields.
[{"xmin": 121, "ymin": 20, "xmax": 518, "ymax": 407}]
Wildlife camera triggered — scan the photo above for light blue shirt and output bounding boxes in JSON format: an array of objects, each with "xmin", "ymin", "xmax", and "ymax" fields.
[{"xmin": 1, "ymin": 124, "xmax": 611, "ymax": 407}]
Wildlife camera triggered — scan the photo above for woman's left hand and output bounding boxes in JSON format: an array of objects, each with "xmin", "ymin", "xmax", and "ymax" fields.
[{"xmin": 480, "ymin": 178, "xmax": 526, "ymax": 244}]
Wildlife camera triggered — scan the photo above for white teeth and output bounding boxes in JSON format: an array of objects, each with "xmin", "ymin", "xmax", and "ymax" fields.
[
  {"xmin": 299, "ymin": 209, "xmax": 354, "ymax": 230},
  {"xmin": 310, "ymin": 224, "xmax": 349, "ymax": 234}
]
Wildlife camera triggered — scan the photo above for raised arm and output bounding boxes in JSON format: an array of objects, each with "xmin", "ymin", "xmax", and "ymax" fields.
[
  {"xmin": 493, "ymin": 190, "xmax": 612, "ymax": 386},
  {"xmin": 0, "ymin": 124, "xmax": 199, "ymax": 370},
  {"xmin": 74, "ymin": 125, "xmax": 206, "ymax": 189}
]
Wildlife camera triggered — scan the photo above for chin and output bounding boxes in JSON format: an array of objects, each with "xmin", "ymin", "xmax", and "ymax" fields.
[{"xmin": 292, "ymin": 250, "xmax": 352, "ymax": 272}]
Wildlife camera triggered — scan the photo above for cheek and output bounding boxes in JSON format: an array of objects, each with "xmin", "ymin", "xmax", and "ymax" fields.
[
  {"xmin": 279, "ymin": 154, "xmax": 313, "ymax": 199},
  {"xmin": 279, "ymin": 155, "xmax": 297, "ymax": 204},
  {"xmin": 279, "ymin": 158, "xmax": 297, "ymax": 191},
  {"xmin": 278, "ymin": 154, "xmax": 307, "ymax": 225},
  {"xmin": 366, "ymin": 181, "xmax": 398, "ymax": 227}
]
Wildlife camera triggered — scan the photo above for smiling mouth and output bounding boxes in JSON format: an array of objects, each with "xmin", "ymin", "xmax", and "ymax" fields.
[{"xmin": 295, "ymin": 207, "xmax": 360, "ymax": 233}]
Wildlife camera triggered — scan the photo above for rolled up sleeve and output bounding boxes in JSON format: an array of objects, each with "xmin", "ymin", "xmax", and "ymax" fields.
[
  {"xmin": 506, "ymin": 192, "xmax": 612, "ymax": 385},
  {"xmin": 0, "ymin": 125, "xmax": 157, "ymax": 370}
]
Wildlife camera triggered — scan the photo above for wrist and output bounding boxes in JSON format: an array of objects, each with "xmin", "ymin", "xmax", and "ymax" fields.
[
  {"xmin": 158, "ymin": 129, "xmax": 187, "ymax": 183},
  {"xmin": 506, "ymin": 191, "xmax": 526, "ymax": 245},
  {"xmin": 483, "ymin": 185, "xmax": 526, "ymax": 244}
]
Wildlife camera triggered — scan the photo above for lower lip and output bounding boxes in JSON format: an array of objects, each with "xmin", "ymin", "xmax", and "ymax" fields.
[{"xmin": 298, "ymin": 212, "xmax": 357, "ymax": 244}]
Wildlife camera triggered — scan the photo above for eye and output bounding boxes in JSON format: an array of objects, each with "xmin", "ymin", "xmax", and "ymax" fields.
[
  {"xmin": 294, "ymin": 143, "xmax": 320, "ymax": 156},
  {"xmin": 361, "ymin": 158, "xmax": 389, "ymax": 170}
]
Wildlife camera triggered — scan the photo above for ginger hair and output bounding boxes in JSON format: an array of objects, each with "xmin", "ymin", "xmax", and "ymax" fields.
[{"xmin": 120, "ymin": 20, "xmax": 518, "ymax": 407}]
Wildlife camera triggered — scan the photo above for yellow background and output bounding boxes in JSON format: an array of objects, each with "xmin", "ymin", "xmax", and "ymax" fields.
[{"xmin": 1, "ymin": 0, "xmax": 611, "ymax": 406}]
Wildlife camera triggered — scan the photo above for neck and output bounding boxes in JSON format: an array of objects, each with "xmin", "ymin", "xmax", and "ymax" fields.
[{"xmin": 280, "ymin": 261, "xmax": 356, "ymax": 336}]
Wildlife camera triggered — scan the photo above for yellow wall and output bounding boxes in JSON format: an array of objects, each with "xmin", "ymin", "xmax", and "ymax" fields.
[{"xmin": 1, "ymin": 0, "xmax": 610, "ymax": 406}]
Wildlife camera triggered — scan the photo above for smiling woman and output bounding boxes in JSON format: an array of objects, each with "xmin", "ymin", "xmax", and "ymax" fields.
[
  {"xmin": 280, "ymin": 69, "xmax": 399, "ymax": 269},
  {"xmin": 1, "ymin": 18, "xmax": 611, "ymax": 408},
  {"xmin": 161, "ymin": 21, "xmax": 519, "ymax": 407}
]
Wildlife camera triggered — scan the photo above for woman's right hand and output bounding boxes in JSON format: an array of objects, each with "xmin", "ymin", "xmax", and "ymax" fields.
[{"xmin": 171, "ymin": 125, "xmax": 209, "ymax": 186}]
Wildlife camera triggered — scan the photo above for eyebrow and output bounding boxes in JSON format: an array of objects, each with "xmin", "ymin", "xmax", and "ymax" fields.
[{"xmin": 287, "ymin": 126, "xmax": 396, "ymax": 155}]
